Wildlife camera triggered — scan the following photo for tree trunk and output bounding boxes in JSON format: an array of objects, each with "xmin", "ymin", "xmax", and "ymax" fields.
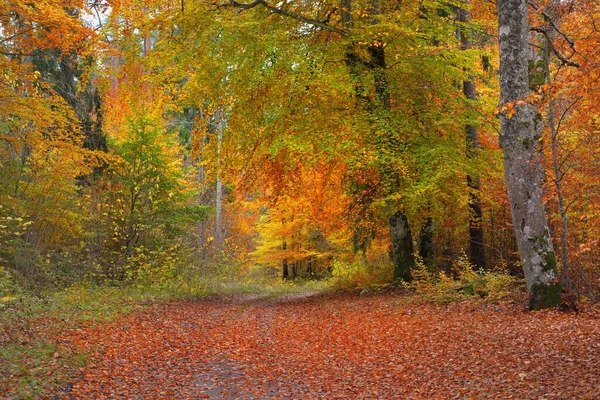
[
  {"xmin": 341, "ymin": 0, "xmax": 415, "ymax": 280},
  {"xmin": 215, "ymin": 106, "xmax": 224, "ymax": 251},
  {"xmin": 538, "ymin": 9, "xmax": 571, "ymax": 289},
  {"xmin": 457, "ymin": 6, "xmax": 486, "ymax": 270},
  {"xmin": 369, "ymin": 1, "xmax": 415, "ymax": 281},
  {"xmin": 497, "ymin": 0, "xmax": 561, "ymax": 310},
  {"xmin": 389, "ymin": 211, "xmax": 414, "ymax": 282},
  {"xmin": 419, "ymin": 216, "xmax": 434, "ymax": 266},
  {"xmin": 282, "ymin": 240, "xmax": 289, "ymax": 279},
  {"xmin": 340, "ymin": 0, "xmax": 353, "ymax": 28}
]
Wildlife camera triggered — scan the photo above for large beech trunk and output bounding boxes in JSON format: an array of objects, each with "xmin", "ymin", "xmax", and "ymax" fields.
[{"xmin": 497, "ymin": 0, "xmax": 561, "ymax": 310}]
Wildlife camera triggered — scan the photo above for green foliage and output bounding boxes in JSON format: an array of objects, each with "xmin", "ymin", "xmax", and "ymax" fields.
[
  {"xmin": 330, "ymin": 258, "xmax": 393, "ymax": 290},
  {"xmin": 413, "ymin": 255, "xmax": 522, "ymax": 303},
  {"xmin": 0, "ymin": 265, "xmax": 19, "ymax": 302},
  {"xmin": 108, "ymin": 116, "xmax": 199, "ymax": 240},
  {"xmin": 79, "ymin": 115, "xmax": 208, "ymax": 283}
]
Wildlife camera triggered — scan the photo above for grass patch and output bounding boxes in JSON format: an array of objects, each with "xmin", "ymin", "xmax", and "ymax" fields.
[{"xmin": 0, "ymin": 285, "xmax": 150, "ymax": 399}]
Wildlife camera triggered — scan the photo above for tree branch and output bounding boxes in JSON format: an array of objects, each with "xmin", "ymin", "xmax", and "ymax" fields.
[
  {"xmin": 529, "ymin": 1, "xmax": 580, "ymax": 68},
  {"xmin": 225, "ymin": 0, "xmax": 348, "ymax": 36},
  {"xmin": 530, "ymin": 26, "xmax": 579, "ymax": 68}
]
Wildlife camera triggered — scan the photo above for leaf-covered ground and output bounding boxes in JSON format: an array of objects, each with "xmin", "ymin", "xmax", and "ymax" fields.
[{"xmin": 51, "ymin": 292, "xmax": 600, "ymax": 399}]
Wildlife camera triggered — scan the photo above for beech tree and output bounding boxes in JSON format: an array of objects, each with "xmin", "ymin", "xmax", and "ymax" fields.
[
  {"xmin": 497, "ymin": 0, "xmax": 561, "ymax": 309},
  {"xmin": 457, "ymin": 4, "xmax": 486, "ymax": 270}
]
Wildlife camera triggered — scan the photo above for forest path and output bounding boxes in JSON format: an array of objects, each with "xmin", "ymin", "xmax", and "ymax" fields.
[{"xmin": 58, "ymin": 292, "xmax": 600, "ymax": 399}]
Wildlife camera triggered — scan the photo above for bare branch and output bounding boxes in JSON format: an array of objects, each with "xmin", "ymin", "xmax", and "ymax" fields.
[
  {"xmin": 554, "ymin": 96, "xmax": 583, "ymax": 142},
  {"xmin": 529, "ymin": 0, "xmax": 575, "ymax": 47},
  {"xmin": 224, "ymin": 0, "xmax": 348, "ymax": 36},
  {"xmin": 531, "ymin": 26, "xmax": 580, "ymax": 68}
]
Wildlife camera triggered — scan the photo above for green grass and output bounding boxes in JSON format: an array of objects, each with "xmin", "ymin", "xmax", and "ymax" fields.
[{"xmin": 0, "ymin": 340, "xmax": 76, "ymax": 399}]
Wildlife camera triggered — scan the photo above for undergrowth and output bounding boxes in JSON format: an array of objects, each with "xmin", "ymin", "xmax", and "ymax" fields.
[
  {"xmin": 412, "ymin": 255, "xmax": 524, "ymax": 304},
  {"xmin": 327, "ymin": 254, "xmax": 523, "ymax": 304},
  {"xmin": 329, "ymin": 258, "xmax": 393, "ymax": 291}
]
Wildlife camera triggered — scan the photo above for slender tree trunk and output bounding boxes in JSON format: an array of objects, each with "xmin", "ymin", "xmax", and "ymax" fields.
[
  {"xmin": 282, "ymin": 240, "xmax": 289, "ymax": 279},
  {"xmin": 543, "ymin": 34, "xmax": 570, "ymax": 289},
  {"xmin": 341, "ymin": 0, "xmax": 353, "ymax": 28},
  {"xmin": 497, "ymin": 0, "xmax": 561, "ymax": 310},
  {"xmin": 196, "ymin": 157, "xmax": 207, "ymax": 254},
  {"xmin": 215, "ymin": 106, "xmax": 224, "ymax": 251},
  {"xmin": 457, "ymin": 6, "xmax": 486, "ymax": 270}
]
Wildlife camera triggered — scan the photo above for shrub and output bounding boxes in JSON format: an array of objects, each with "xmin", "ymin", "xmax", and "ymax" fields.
[
  {"xmin": 330, "ymin": 258, "xmax": 393, "ymax": 290},
  {"xmin": 413, "ymin": 254, "xmax": 522, "ymax": 303}
]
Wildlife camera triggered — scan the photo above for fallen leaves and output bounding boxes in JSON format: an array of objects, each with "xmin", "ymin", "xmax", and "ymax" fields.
[{"xmin": 52, "ymin": 293, "xmax": 600, "ymax": 399}]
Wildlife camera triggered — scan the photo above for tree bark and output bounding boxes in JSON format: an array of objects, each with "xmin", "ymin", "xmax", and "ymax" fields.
[
  {"xmin": 282, "ymin": 240, "xmax": 289, "ymax": 279},
  {"xmin": 497, "ymin": 0, "xmax": 561, "ymax": 310},
  {"xmin": 389, "ymin": 211, "xmax": 414, "ymax": 282},
  {"xmin": 457, "ymin": 6, "xmax": 486, "ymax": 270},
  {"xmin": 215, "ymin": 106, "xmax": 224, "ymax": 252}
]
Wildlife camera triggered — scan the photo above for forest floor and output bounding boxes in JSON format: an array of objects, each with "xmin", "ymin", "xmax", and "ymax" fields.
[{"xmin": 19, "ymin": 290, "xmax": 597, "ymax": 399}]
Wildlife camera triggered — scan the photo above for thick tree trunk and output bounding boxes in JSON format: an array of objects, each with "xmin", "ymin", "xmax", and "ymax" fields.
[
  {"xmin": 497, "ymin": 0, "xmax": 561, "ymax": 310},
  {"xmin": 389, "ymin": 211, "xmax": 414, "ymax": 282},
  {"xmin": 457, "ymin": 6, "xmax": 486, "ymax": 270},
  {"xmin": 369, "ymin": 2, "xmax": 415, "ymax": 281}
]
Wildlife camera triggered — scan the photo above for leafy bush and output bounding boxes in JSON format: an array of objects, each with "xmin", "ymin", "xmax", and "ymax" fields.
[
  {"xmin": 0, "ymin": 264, "xmax": 19, "ymax": 301},
  {"xmin": 413, "ymin": 254, "xmax": 522, "ymax": 303},
  {"xmin": 330, "ymin": 258, "xmax": 393, "ymax": 290}
]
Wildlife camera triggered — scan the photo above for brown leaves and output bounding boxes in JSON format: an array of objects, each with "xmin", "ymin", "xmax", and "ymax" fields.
[{"xmin": 58, "ymin": 293, "xmax": 600, "ymax": 399}]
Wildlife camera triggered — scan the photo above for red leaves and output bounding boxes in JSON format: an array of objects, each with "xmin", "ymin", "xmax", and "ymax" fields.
[{"xmin": 57, "ymin": 293, "xmax": 600, "ymax": 399}]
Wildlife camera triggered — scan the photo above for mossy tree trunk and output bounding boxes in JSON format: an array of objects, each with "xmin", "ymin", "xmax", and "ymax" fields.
[{"xmin": 497, "ymin": 0, "xmax": 561, "ymax": 310}]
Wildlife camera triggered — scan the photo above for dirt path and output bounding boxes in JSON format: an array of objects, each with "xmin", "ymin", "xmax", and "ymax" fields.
[{"xmin": 57, "ymin": 292, "xmax": 600, "ymax": 399}]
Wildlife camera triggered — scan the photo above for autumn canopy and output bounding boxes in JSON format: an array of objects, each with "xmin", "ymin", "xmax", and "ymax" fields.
[{"xmin": 2, "ymin": 0, "xmax": 600, "ymax": 309}]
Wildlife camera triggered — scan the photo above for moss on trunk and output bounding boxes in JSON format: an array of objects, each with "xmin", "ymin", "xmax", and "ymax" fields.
[{"xmin": 529, "ymin": 282, "xmax": 562, "ymax": 310}]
